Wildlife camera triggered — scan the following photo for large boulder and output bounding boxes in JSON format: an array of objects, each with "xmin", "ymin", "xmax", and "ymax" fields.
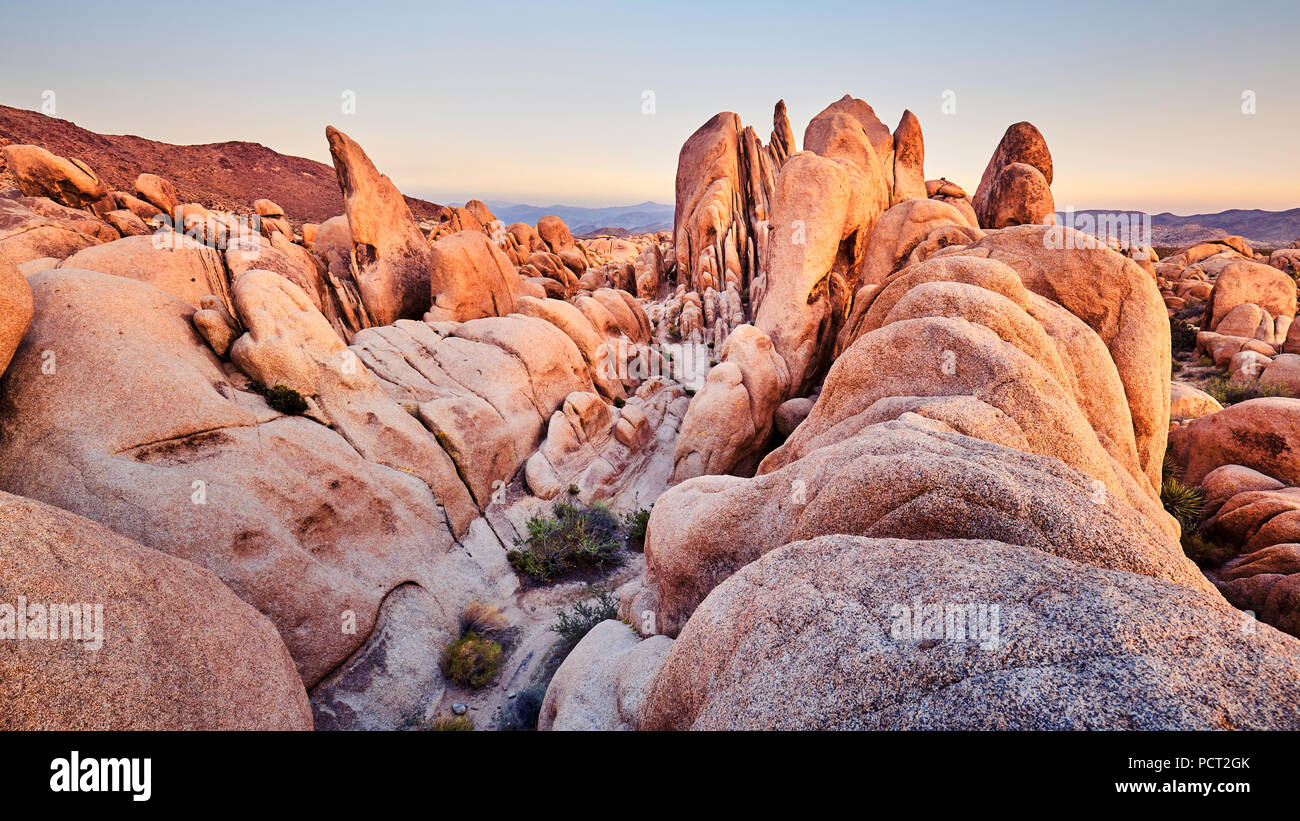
[
  {"xmin": 671, "ymin": 324, "xmax": 788, "ymax": 482},
  {"xmin": 134, "ymin": 173, "xmax": 180, "ymax": 215},
  {"xmin": 325, "ymin": 126, "xmax": 432, "ymax": 325},
  {"xmin": 2, "ymin": 144, "xmax": 108, "ymax": 209},
  {"xmin": 1206, "ymin": 260, "xmax": 1298, "ymax": 332},
  {"xmin": 58, "ymin": 233, "xmax": 231, "ymax": 311},
  {"xmin": 641, "ymin": 535, "xmax": 1300, "ymax": 730},
  {"xmin": 754, "ymin": 150, "xmax": 884, "ymax": 393},
  {"xmin": 351, "ymin": 309, "xmax": 598, "ymax": 508},
  {"xmin": 651, "ymin": 415, "xmax": 1202, "ymax": 636},
  {"xmin": 971, "ymin": 122, "xmax": 1054, "ymax": 229},
  {"xmin": 536, "ymin": 215, "xmax": 574, "ymax": 254},
  {"xmin": 0, "ymin": 490, "xmax": 312, "ymax": 730},
  {"xmin": 538, "ymin": 620, "xmax": 672, "ymax": 731},
  {"xmin": 857, "ymin": 197, "xmax": 979, "ymax": 288},
  {"xmin": 0, "ymin": 269, "xmax": 498, "ymax": 726},
  {"xmin": 673, "ymin": 111, "xmax": 774, "ymax": 295},
  {"xmin": 0, "ymin": 197, "xmax": 107, "ymax": 277},
  {"xmin": 890, "ymin": 109, "xmax": 926, "ymax": 205},
  {"xmin": 1167, "ymin": 398, "xmax": 1300, "ymax": 487},
  {"xmin": 803, "ymin": 95, "xmax": 895, "ymax": 182},
  {"xmin": 0, "ymin": 258, "xmax": 32, "ymax": 377},
  {"xmin": 952, "ymin": 225, "xmax": 1171, "ymax": 491},
  {"xmin": 425, "ymin": 230, "xmax": 522, "ymax": 323}
]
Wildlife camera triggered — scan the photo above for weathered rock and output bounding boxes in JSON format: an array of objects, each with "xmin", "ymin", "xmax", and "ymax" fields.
[
  {"xmin": 134, "ymin": 173, "xmax": 179, "ymax": 215},
  {"xmin": 652, "ymin": 413, "xmax": 1199, "ymax": 636},
  {"xmin": 641, "ymin": 535, "xmax": 1300, "ymax": 730},
  {"xmin": 539, "ymin": 620, "xmax": 672, "ymax": 731},
  {"xmin": 58, "ymin": 233, "xmax": 231, "ymax": 311},
  {"xmin": 1170, "ymin": 380, "xmax": 1223, "ymax": 421},
  {"xmin": 425, "ymin": 230, "xmax": 522, "ymax": 323},
  {"xmin": 755, "ymin": 150, "xmax": 884, "ymax": 393},
  {"xmin": 0, "ymin": 490, "xmax": 312, "ymax": 730},
  {"xmin": 672, "ymin": 325, "xmax": 788, "ymax": 482},
  {"xmin": 971, "ymin": 123, "xmax": 1054, "ymax": 229},
  {"xmin": 0, "ymin": 198, "xmax": 105, "ymax": 276},
  {"xmin": 858, "ymin": 198, "xmax": 979, "ymax": 288},
  {"xmin": 890, "ymin": 109, "xmax": 926, "ymax": 205},
  {"xmin": 325, "ymin": 126, "xmax": 432, "ymax": 325},
  {"xmin": 3, "ymin": 144, "xmax": 108, "ymax": 208},
  {"xmin": 1167, "ymin": 398, "xmax": 1300, "ymax": 486},
  {"xmin": 1206, "ymin": 260, "xmax": 1297, "ymax": 332},
  {"xmin": 0, "ymin": 258, "xmax": 33, "ymax": 376},
  {"xmin": 537, "ymin": 215, "xmax": 574, "ymax": 254},
  {"xmin": 0, "ymin": 269, "xmax": 495, "ymax": 710},
  {"xmin": 953, "ymin": 225, "xmax": 1170, "ymax": 491}
]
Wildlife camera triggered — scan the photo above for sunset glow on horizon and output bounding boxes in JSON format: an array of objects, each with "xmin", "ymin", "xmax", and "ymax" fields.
[{"xmin": 1, "ymin": 0, "xmax": 1296, "ymax": 215}]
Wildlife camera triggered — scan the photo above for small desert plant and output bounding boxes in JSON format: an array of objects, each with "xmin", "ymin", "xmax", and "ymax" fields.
[
  {"xmin": 1170, "ymin": 318, "xmax": 1199, "ymax": 354},
  {"xmin": 553, "ymin": 585, "xmax": 620, "ymax": 649},
  {"xmin": 498, "ymin": 684, "xmax": 546, "ymax": 731},
  {"xmin": 1204, "ymin": 374, "xmax": 1295, "ymax": 406},
  {"xmin": 1160, "ymin": 476, "xmax": 1204, "ymax": 531},
  {"xmin": 263, "ymin": 383, "xmax": 308, "ymax": 415},
  {"xmin": 430, "ymin": 714, "xmax": 474, "ymax": 731},
  {"xmin": 508, "ymin": 502, "xmax": 623, "ymax": 583},
  {"xmin": 460, "ymin": 600, "xmax": 509, "ymax": 641},
  {"xmin": 623, "ymin": 507, "xmax": 651, "ymax": 551},
  {"xmin": 613, "ymin": 396, "xmax": 626, "ymax": 408},
  {"xmin": 1181, "ymin": 530, "xmax": 1236, "ymax": 568},
  {"xmin": 441, "ymin": 633, "xmax": 504, "ymax": 689}
]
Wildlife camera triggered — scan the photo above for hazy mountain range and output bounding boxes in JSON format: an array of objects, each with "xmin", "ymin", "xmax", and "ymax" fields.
[
  {"xmin": 1056, "ymin": 208, "xmax": 1300, "ymax": 248},
  {"xmin": 479, "ymin": 200, "xmax": 673, "ymax": 237}
]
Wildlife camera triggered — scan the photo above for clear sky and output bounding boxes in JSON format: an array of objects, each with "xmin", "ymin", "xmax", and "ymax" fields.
[{"xmin": 1, "ymin": 0, "xmax": 1296, "ymax": 214}]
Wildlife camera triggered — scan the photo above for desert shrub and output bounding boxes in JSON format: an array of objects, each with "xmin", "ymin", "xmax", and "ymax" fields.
[
  {"xmin": 430, "ymin": 714, "xmax": 474, "ymax": 731},
  {"xmin": 441, "ymin": 633, "xmax": 504, "ymax": 689},
  {"xmin": 1204, "ymin": 374, "xmax": 1294, "ymax": 406},
  {"xmin": 460, "ymin": 600, "xmax": 509, "ymax": 641},
  {"xmin": 553, "ymin": 585, "xmax": 620, "ymax": 649},
  {"xmin": 1170, "ymin": 317, "xmax": 1199, "ymax": 354},
  {"xmin": 508, "ymin": 502, "xmax": 622, "ymax": 583},
  {"xmin": 1182, "ymin": 530, "xmax": 1236, "ymax": 568},
  {"xmin": 498, "ymin": 684, "xmax": 547, "ymax": 731},
  {"xmin": 262, "ymin": 384, "xmax": 308, "ymax": 415},
  {"xmin": 623, "ymin": 507, "xmax": 651, "ymax": 551},
  {"xmin": 613, "ymin": 396, "xmax": 626, "ymax": 408},
  {"xmin": 1161, "ymin": 476, "xmax": 1204, "ymax": 531}
]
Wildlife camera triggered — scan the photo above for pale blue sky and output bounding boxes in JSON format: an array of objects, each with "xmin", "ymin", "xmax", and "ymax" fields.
[{"xmin": 1, "ymin": 0, "xmax": 1296, "ymax": 213}]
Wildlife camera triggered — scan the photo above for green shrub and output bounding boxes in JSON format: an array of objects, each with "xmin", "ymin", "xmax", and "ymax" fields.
[
  {"xmin": 263, "ymin": 383, "xmax": 308, "ymax": 415},
  {"xmin": 508, "ymin": 502, "xmax": 623, "ymax": 583},
  {"xmin": 613, "ymin": 396, "xmax": 626, "ymax": 408},
  {"xmin": 1204, "ymin": 374, "xmax": 1295, "ymax": 406},
  {"xmin": 441, "ymin": 633, "xmax": 504, "ymax": 689},
  {"xmin": 623, "ymin": 507, "xmax": 651, "ymax": 551},
  {"xmin": 430, "ymin": 714, "xmax": 474, "ymax": 731},
  {"xmin": 553, "ymin": 585, "xmax": 620, "ymax": 649},
  {"xmin": 1170, "ymin": 318, "xmax": 1199, "ymax": 354},
  {"xmin": 1160, "ymin": 476, "xmax": 1204, "ymax": 531}
]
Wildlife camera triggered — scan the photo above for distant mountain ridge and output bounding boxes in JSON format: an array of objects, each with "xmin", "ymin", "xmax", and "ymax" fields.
[
  {"xmin": 1055, "ymin": 207, "xmax": 1300, "ymax": 248},
  {"xmin": 0, "ymin": 103, "xmax": 443, "ymax": 223},
  {"xmin": 479, "ymin": 200, "xmax": 673, "ymax": 236}
]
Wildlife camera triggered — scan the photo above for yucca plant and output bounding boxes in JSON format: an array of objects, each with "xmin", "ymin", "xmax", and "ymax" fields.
[{"xmin": 1160, "ymin": 476, "xmax": 1204, "ymax": 531}]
